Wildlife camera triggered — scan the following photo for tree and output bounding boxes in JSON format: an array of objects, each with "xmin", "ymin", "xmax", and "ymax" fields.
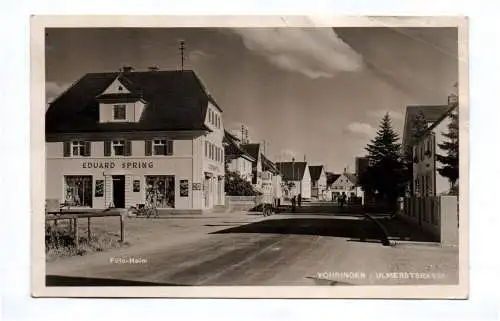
[
  {"xmin": 359, "ymin": 113, "xmax": 407, "ymax": 208},
  {"xmin": 436, "ymin": 106, "xmax": 459, "ymax": 194},
  {"xmin": 225, "ymin": 171, "xmax": 259, "ymax": 196}
]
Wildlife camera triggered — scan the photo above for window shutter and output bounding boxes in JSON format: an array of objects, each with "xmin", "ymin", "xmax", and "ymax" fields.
[
  {"xmin": 145, "ymin": 140, "xmax": 152, "ymax": 156},
  {"xmin": 104, "ymin": 141, "xmax": 111, "ymax": 156},
  {"xmin": 63, "ymin": 141, "xmax": 71, "ymax": 157},
  {"xmin": 125, "ymin": 140, "xmax": 132, "ymax": 156},
  {"xmin": 167, "ymin": 140, "xmax": 173, "ymax": 155},
  {"xmin": 84, "ymin": 141, "xmax": 91, "ymax": 157}
]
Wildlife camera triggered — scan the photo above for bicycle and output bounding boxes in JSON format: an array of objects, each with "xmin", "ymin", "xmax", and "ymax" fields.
[
  {"xmin": 131, "ymin": 202, "xmax": 159, "ymax": 218},
  {"xmin": 262, "ymin": 203, "xmax": 274, "ymax": 217}
]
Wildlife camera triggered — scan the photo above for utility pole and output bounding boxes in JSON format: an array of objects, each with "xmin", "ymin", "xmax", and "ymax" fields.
[{"xmin": 179, "ymin": 40, "xmax": 186, "ymax": 71}]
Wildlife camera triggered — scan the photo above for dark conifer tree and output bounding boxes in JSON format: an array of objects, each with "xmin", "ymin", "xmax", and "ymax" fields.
[
  {"xmin": 359, "ymin": 113, "xmax": 407, "ymax": 208},
  {"xmin": 436, "ymin": 106, "xmax": 459, "ymax": 194}
]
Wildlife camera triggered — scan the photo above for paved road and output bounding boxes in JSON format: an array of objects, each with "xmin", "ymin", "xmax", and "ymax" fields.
[{"xmin": 46, "ymin": 205, "xmax": 458, "ymax": 286}]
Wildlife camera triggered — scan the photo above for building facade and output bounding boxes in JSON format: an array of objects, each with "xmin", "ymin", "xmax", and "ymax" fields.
[
  {"xmin": 223, "ymin": 130, "xmax": 254, "ymax": 182},
  {"xmin": 276, "ymin": 162, "xmax": 311, "ymax": 199},
  {"xmin": 411, "ymin": 104, "xmax": 457, "ymax": 197},
  {"xmin": 309, "ymin": 165, "xmax": 327, "ymax": 199},
  {"xmin": 328, "ymin": 171, "xmax": 363, "ymax": 203},
  {"xmin": 45, "ymin": 69, "xmax": 225, "ymax": 213}
]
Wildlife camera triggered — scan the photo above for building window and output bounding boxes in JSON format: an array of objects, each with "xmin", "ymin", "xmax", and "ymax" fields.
[
  {"xmin": 64, "ymin": 176, "xmax": 92, "ymax": 207},
  {"xmin": 113, "ymin": 104, "xmax": 126, "ymax": 120},
  {"xmin": 205, "ymin": 141, "xmax": 208, "ymax": 158},
  {"xmin": 145, "ymin": 175, "xmax": 175, "ymax": 208},
  {"xmin": 67, "ymin": 140, "xmax": 90, "ymax": 157},
  {"xmin": 112, "ymin": 140, "xmax": 125, "ymax": 156},
  {"xmin": 415, "ymin": 177, "xmax": 420, "ymax": 196},
  {"xmin": 153, "ymin": 139, "xmax": 173, "ymax": 156}
]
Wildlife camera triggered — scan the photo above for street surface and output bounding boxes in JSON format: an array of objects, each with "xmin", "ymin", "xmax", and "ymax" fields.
[{"xmin": 46, "ymin": 202, "xmax": 459, "ymax": 286}]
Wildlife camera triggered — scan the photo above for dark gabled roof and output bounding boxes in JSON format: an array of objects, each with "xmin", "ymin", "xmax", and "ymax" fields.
[
  {"xmin": 223, "ymin": 132, "xmax": 255, "ymax": 162},
  {"xmin": 344, "ymin": 173, "xmax": 358, "ymax": 185},
  {"xmin": 414, "ymin": 104, "xmax": 458, "ymax": 145},
  {"xmin": 46, "ymin": 70, "xmax": 218, "ymax": 135},
  {"xmin": 224, "ymin": 129, "xmax": 240, "ymax": 142},
  {"xmin": 326, "ymin": 172, "xmax": 341, "ymax": 186},
  {"xmin": 308, "ymin": 165, "xmax": 324, "ymax": 181},
  {"xmin": 402, "ymin": 105, "xmax": 449, "ymax": 147},
  {"xmin": 240, "ymin": 143, "xmax": 260, "ymax": 161},
  {"xmin": 261, "ymin": 154, "xmax": 279, "ymax": 174},
  {"xmin": 276, "ymin": 162, "xmax": 307, "ymax": 181},
  {"xmin": 331, "ymin": 172, "xmax": 358, "ymax": 185}
]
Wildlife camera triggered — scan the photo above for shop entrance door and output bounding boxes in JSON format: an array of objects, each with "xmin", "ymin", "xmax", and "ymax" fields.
[{"xmin": 112, "ymin": 175, "xmax": 125, "ymax": 208}]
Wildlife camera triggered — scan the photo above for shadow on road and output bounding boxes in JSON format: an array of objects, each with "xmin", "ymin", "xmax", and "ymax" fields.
[
  {"xmin": 46, "ymin": 275, "xmax": 188, "ymax": 287},
  {"xmin": 211, "ymin": 217, "xmax": 435, "ymax": 243}
]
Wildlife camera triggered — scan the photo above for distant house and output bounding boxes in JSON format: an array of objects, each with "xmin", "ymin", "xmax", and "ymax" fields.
[
  {"xmin": 261, "ymin": 154, "xmax": 283, "ymax": 204},
  {"xmin": 223, "ymin": 130, "xmax": 255, "ymax": 182},
  {"xmin": 275, "ymin": 162, "xmax": 311, "ymax": 199},
  {"xmin": 329, "ymin": 171, "xmax": 364, "ymax": 203},
  {"xmin": 240, "ymin": 143, "xmax": 263, "ymax": 187},
  {"xmin": 405, "ymin": 102, "xmax": 458, "ymax": 197},
  {"xmin": 308, "ymin": 165, "xmax": 327, "ymax": 199}
]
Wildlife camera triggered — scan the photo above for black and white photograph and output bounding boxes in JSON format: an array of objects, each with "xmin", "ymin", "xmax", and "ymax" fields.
[{"xmin": 31, "ymin": 16, "xmax": 468, "ymax": 298}]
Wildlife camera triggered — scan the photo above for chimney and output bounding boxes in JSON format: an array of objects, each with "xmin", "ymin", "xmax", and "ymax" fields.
[
  {"xmin": 121, "ymin": 65, "xmax": 134, "ymax": 73},
  {"xmin": 148, "ymin": 66, "xmax": 159, "ymax": 72}
]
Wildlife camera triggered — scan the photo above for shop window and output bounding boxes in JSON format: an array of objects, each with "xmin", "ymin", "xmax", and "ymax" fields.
[
  {"xmin": 153, "ymin": 139, "xmax": 173, "ymax": 156},
  {"xmin": 113, "ymin": 104, "xmax": 126, "ymax": 120},
  {"xmin": 145, "ymin": 175, "xmax": 175, "ymax": 208},
  {"xmin": 64, "ymin": 176, "xmax": 92, "ymax": 207}
]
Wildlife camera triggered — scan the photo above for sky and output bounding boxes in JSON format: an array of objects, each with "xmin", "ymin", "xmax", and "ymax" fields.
[{"xmin": 45, "ymin": 27, "xmax": 458, "ymax": 173}]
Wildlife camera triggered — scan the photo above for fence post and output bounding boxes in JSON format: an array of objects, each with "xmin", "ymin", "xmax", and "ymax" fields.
[
  {"xmin": 73, "ymin": 218, "xmax": 79, "ymax": 247},
  {"xmin": 87, "ymin": 217, "xmax": 91, "ymax": 241},
  {"xmin": 120, "ymin": 214, "xmax": 124, "ymax": 243}
]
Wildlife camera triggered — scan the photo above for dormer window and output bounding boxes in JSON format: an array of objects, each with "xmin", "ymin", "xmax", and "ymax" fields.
[{"xmin": 113, "ymin": 104, "xmax": 126, "ymax": 120}]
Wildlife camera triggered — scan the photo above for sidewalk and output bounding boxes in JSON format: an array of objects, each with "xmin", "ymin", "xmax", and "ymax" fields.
[{"xmin": 46, "ymin": 210, "xmax": 267, "ymax": 272}]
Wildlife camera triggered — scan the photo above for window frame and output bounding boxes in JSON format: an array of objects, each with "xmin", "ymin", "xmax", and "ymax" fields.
[
  {"xmin": 113, "ymin": 104, "xmax": 127, "ymax": 121},
  {"xmin": 71, "ymin": 140, "xmax": 86, "ymax": 156},
  {"xmin": 112, "ymin": 139, "xmax": 126, "ymax": 156}
]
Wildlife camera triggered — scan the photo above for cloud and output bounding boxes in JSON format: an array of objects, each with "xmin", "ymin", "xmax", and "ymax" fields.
[
  {"xmin": 188, "ymin": 49, "xmax": 213, "ymax": 62},
  {"xmin": 345, "ymin": 122, "xmax": 377, "ymax": 138},
  {"xmin": 46, "ymin": 81, "xmax": 71, "ymax": 103},
  {"xmin": 367, "ymin": 109, "xmax": 404, "ymax": 121},
  {"xmin": 226, "ymin": 122, "xmax": 257, "ymax": 142},
  {"xmin": 231, "ymin": 28, "xmax": 364, "ymax": 79},
  {"xmin": 277, "ymin": 149, "xmax": 298, "ymax": 162}
]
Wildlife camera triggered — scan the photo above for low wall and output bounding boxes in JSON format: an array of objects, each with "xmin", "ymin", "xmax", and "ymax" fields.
[
  {"xmin": 224, "ymin": 196, "xmax": 258, "ymax": 212},
  {"xmin": 398, "ymin": 196, "xmax": 458, "ymax": 245}
]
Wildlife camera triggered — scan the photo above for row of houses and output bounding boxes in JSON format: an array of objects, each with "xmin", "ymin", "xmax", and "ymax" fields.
[{"xmin": 44, "ymin": 67, "xmax": 341, "ymax": 213}]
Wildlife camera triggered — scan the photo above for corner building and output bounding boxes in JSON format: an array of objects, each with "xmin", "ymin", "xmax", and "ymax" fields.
[{"xmin": 45, "ymin": 69, "xmax": 225, "ymax": 213}]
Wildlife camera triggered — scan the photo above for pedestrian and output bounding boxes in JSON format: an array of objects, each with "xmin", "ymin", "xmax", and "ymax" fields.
[
  {"xmin": 298, "ymin": 193, "xmax": 302, "ymax": 208},
  {"xmin": 291, "ymin": 195, "xmax": 296, "ymax": 213},
  {"xmin": 339, "ymin": 192, "xmax": 346, "ymax": 209}
]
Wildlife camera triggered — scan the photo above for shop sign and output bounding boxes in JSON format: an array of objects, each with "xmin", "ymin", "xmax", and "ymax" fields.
[
  {"xmin": 82, "ymin": 161, "xmax": 154, "ymax": 169},
  {"xmin": 208, "ymin": 164, "xmax": 219, "ymax": 172}
]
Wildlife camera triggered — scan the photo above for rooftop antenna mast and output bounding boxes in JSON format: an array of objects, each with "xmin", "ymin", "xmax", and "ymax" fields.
[{"xmin": 179, "ymin": 40, "xmax": 186, "ymax": 71}]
